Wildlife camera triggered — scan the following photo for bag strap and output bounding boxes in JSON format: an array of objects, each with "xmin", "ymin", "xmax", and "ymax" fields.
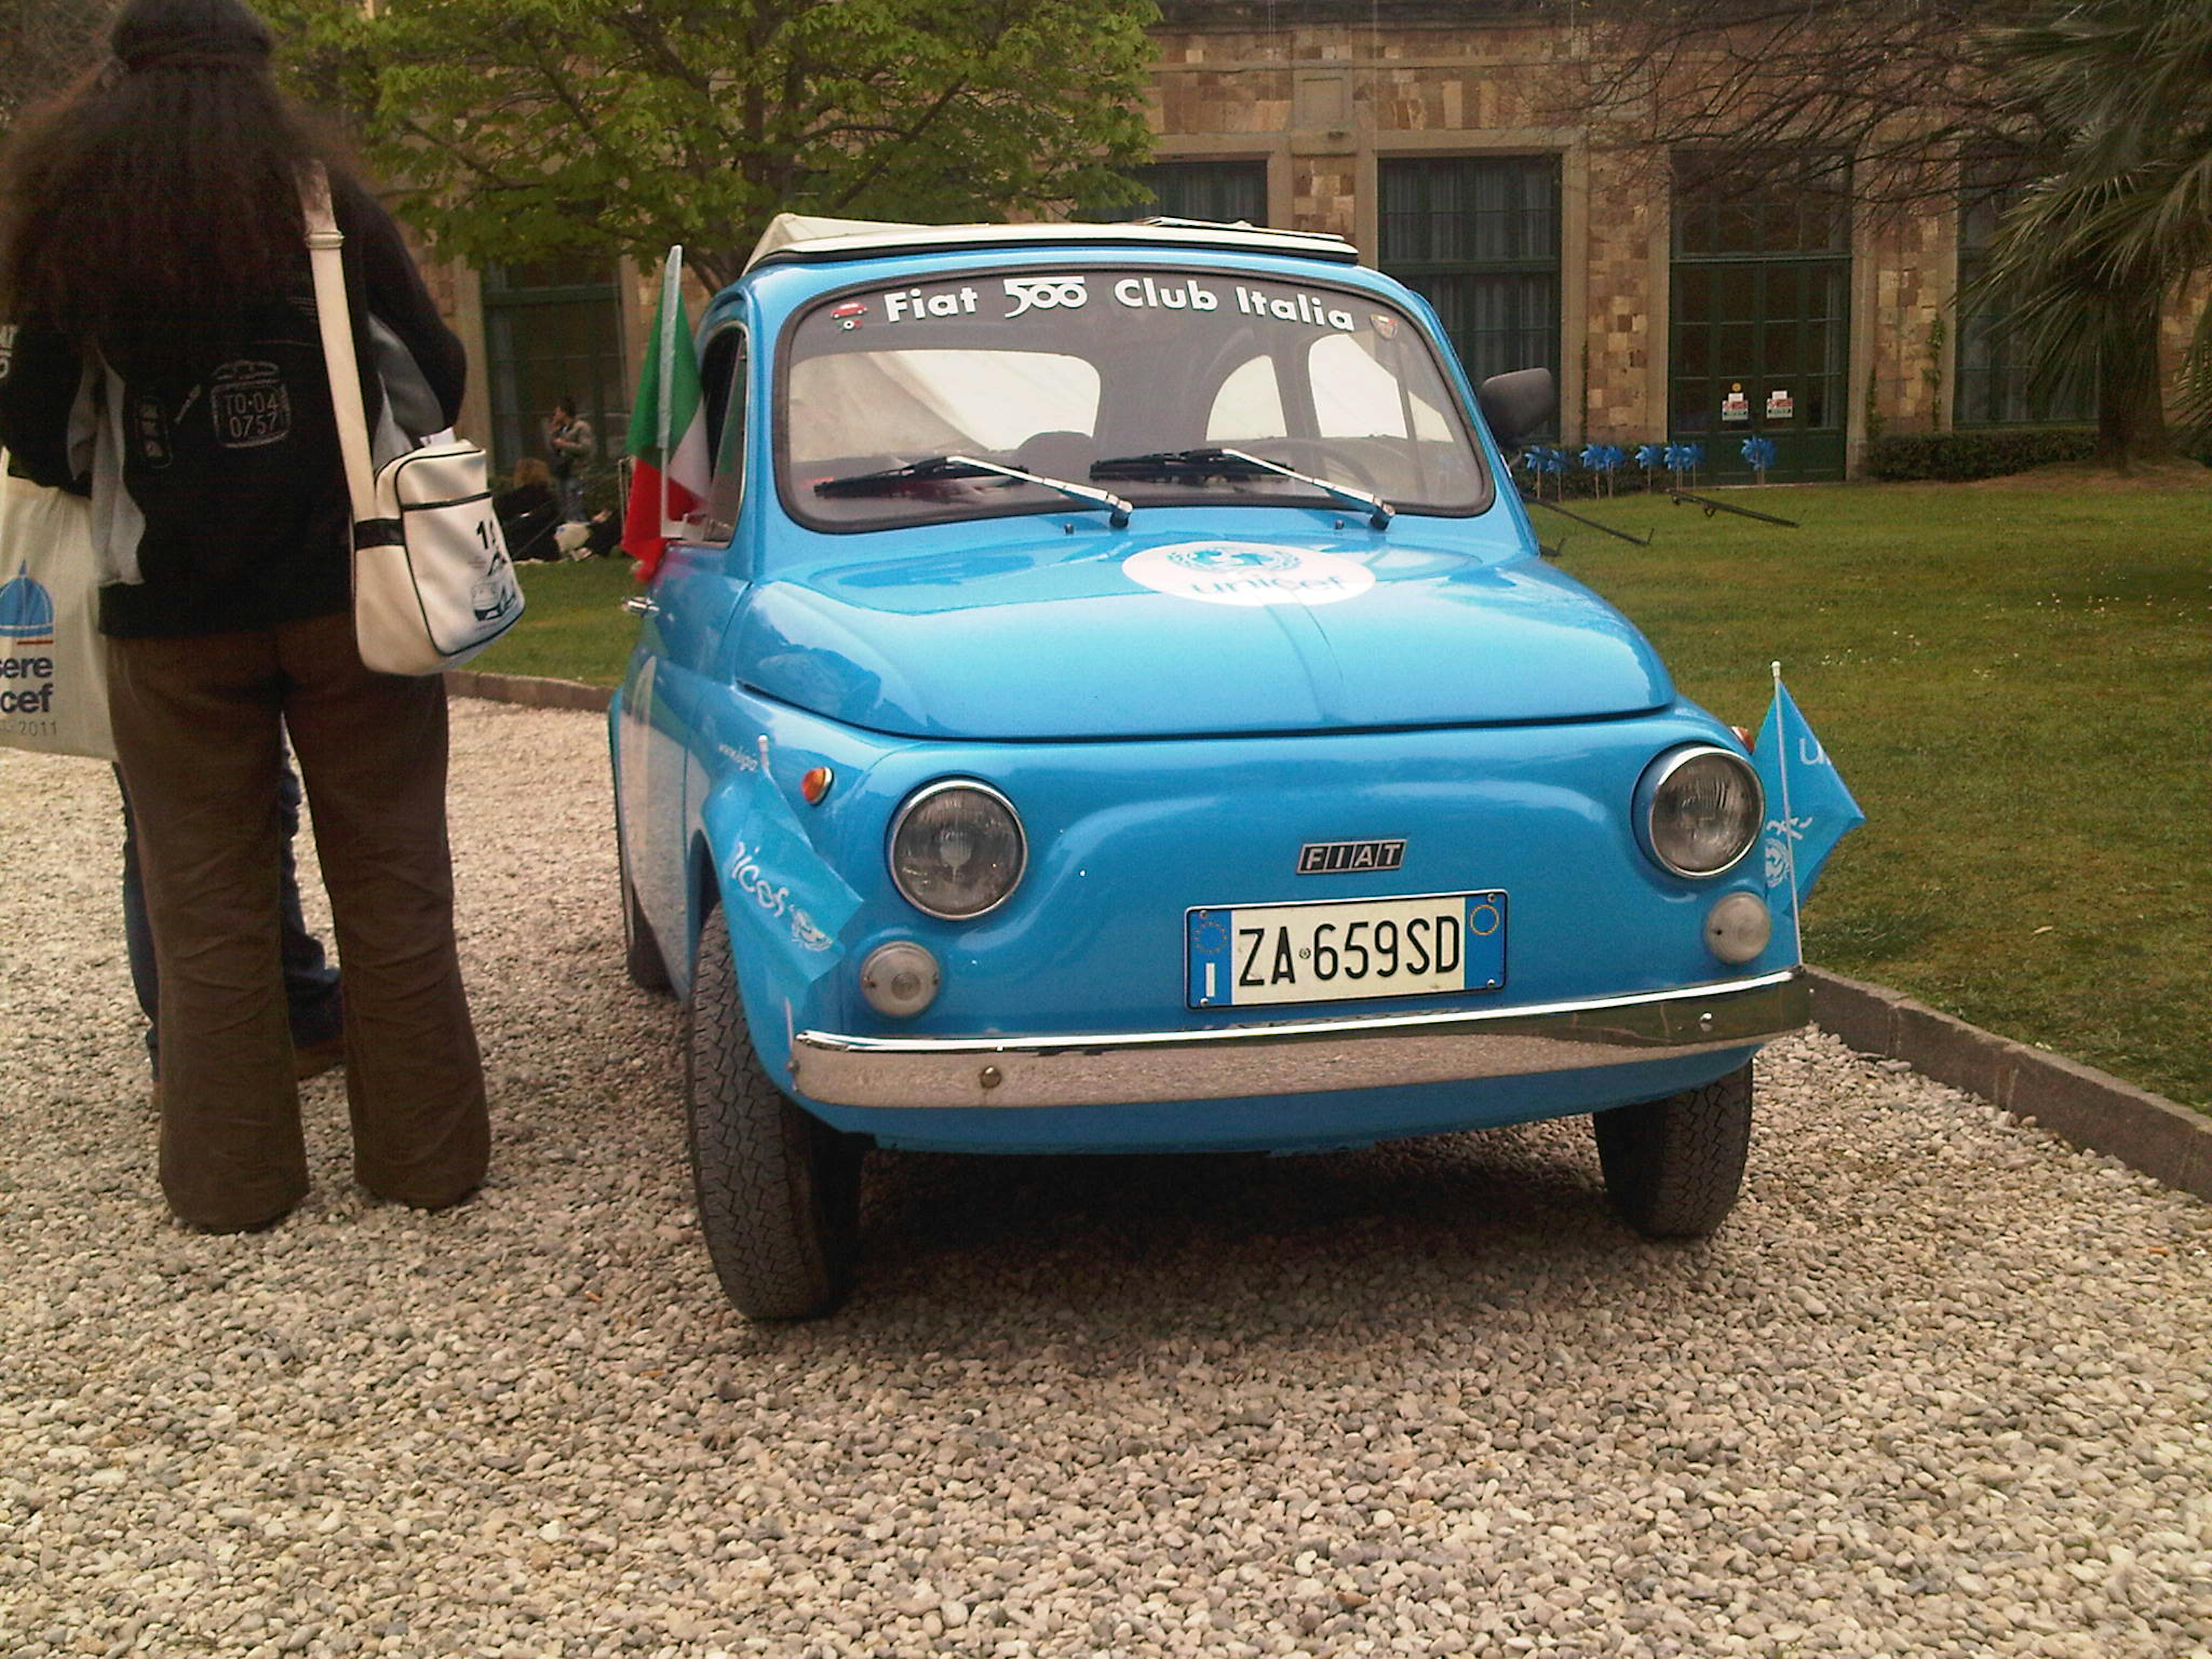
[{"xmin": 300, "ymin": 165, "xmax": 378, "ymax": 524}]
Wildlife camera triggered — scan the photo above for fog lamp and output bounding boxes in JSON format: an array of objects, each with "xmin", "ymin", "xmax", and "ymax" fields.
[
  {"xmin": 860, "ymin": 941, "xmax": 941, "ymax": 1018},
  {"xmin": 1704, "ymin": 891, "xmax": 1773, "ymax": 965}
]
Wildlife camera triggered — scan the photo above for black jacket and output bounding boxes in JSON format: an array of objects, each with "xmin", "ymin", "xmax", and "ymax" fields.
[{"xmin": 0, "ymin": 174, "xmax": 466, "ymax": 638}]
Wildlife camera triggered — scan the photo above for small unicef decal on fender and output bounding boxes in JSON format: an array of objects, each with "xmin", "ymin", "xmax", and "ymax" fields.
[{"xmin": 1123, "ymin": 541, "xmax": 1376, "ymax": 608}]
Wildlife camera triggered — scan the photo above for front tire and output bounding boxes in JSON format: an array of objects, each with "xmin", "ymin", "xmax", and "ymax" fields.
[
  {"xmin": 685, "ymin": 906, "xmax": 862, "ymax": 1318},
  {"xmin": 1591, "ymin": 1060, "xmax": 1752, "ymax": 1238}
]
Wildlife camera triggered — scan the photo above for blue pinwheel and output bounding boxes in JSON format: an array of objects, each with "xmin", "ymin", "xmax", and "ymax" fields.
[
  {"xmin": 1519, "ymin": 445, "xmax": 1570, "ymax": 498},
  {"xmin": 1579, "ymin": 443, "xmax": 1625, "ymax": 496},
  {"xmin": 1740, "ymin": 435, "xmax": 1777, "ymax": 482}
]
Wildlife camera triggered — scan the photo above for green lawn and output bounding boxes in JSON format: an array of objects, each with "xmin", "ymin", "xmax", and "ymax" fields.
[
  {"xmin": 1560, "ymin": 478, "xmax": 2209, "ymax": 1114},
  {"xmin": 469, "ymin": 556, "xmax": 640, "ymax": 686},
  {"xmin": 471, "ymin": 482, "xmax": 2212, "ymax": 1112}
]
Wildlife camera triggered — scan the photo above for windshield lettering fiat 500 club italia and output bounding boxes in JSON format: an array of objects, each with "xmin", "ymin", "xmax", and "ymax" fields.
[{"xmin": 611, "ymin": 218, "xmax": 1828, "ymax": 1319}]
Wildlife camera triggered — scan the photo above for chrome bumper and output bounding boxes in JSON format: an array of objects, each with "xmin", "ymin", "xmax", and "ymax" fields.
[{"xmin": 787, "ymin": 968, "xmax": 1809, "ymax": 1110}]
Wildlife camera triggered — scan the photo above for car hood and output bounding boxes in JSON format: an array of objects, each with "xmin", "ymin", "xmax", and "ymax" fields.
[{"xmin": 732, "ymin": 526, "xmax": 1672, "ymax": 740}]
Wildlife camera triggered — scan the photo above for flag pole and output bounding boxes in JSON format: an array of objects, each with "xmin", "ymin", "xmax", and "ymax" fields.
[
  {"xmin": 1772, "ymin": 659, "xmax": 1805, "ymax": 965},
  {"xmin": 660, "ymin": 248, "xmax": 682, "ymax": 539}
]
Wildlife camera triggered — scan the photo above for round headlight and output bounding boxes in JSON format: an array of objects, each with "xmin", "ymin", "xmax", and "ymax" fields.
[
  {"xmin": 888, "ymin": 781, "xmax": 1026, "ymax": 919},
  {"xmin": 1642, "ymin": 746, "xmax": 1763, "ymax": 878}
]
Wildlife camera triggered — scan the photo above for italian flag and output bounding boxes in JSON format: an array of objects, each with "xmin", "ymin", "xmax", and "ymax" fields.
[{"xmin": 622, "ymin": 246, "xmax": 709, "ymax": 580}]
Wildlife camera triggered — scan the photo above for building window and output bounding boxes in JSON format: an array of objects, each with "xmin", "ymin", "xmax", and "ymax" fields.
[
  {"xmin": 1668, "ymin": 155, "xmax": 1851, "ymax": 481},
  {"xmin": 481, "ymin": 256, "xmax": 628, "ymax": 489},
  {"xmin": 1955, "ymin": 157, "xmax": 2095, "ymax": 426},
  {"xmin": 1672, "ymin": 157, "xmax": 1852, "ymax": 262},
  {"xmin": 1377, "ymin": 154, "xmax": 1561, "ymax": 406},
  {"xmin": 1114, "ymin": 159, "xmax": 1270, "ymax": 225}
]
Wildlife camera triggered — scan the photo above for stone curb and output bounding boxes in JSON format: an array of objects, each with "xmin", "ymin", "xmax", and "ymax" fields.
[
  {"xmin": 446, "ymin": 668, "xmax": 613, "ymax": 714},
  {"xmin": 1808, "ymin": 967, "xmax": 2209, "ymax": 1205},
  {"xmin": 441, "ymin": 674, "xmax": 2211, "ymax": 1207}
]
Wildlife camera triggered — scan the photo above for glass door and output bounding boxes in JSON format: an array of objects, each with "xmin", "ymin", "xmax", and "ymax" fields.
[{"xmin": 1669, "ymin": 159, "xmax": 1851, "ymax": 482}]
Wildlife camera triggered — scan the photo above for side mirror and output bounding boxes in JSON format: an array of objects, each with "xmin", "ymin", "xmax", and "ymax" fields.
[{"xmin": 1477, "ymin": 368, "xmax": 1557, "ymax": 450}]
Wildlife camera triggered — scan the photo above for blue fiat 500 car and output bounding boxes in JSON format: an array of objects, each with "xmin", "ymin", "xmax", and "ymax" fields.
[{"xmin": 612, "ymin": 216, "xmax": 1809, "ymax": 1318}]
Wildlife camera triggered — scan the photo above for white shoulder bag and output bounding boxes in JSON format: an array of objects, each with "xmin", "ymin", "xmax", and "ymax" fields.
[{"xmin": 300, "ymin": 168, "xmax": 523, "ymax": 676}]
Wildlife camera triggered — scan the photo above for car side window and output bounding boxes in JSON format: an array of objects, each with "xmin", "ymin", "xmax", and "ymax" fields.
[
  {"xmin": 1206, "ymin": 354, "xmax": 1289, "ymax": 441},
  {"xmin": 699, "ymin": 327, "xmax": 748, "ymax": 543},
  {"xmin": 1309, "ymin": 333, "xmax": 1453, "ymax": 441}
]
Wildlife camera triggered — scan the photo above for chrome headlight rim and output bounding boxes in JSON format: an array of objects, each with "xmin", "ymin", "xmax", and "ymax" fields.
[
  {"xmin": 1641, "ymin": 743, "xmax": 1764, "ymax": 880},
  {"xmin": 887, "ymin": 778, "xmax": 1028, "ymax": 921}
]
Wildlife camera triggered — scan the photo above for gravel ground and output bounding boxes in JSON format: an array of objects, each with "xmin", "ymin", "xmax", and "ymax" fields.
[{"xmin": 4, "ymin": 700, "xmax": 2210, "ymax": 1659}]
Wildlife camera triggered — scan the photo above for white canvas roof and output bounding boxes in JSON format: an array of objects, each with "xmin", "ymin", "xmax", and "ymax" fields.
[{"xmin": 743, "ymin": 213, "xmax": 1359, "ymax": 273}]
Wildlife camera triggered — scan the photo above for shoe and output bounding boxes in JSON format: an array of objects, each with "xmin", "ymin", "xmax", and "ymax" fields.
[{"xmin": 294, "ymin": 1035, "xmax": 347, "ymax": 1081}]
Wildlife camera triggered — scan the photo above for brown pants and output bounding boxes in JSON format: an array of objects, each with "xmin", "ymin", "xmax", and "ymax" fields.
[{"xmin": 106, "ymin": 612, "xmax": 487, "ymax": 1231}]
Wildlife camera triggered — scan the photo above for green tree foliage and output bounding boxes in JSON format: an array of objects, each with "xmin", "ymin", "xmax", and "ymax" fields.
[
  {"xmin": 261, "ymin": 0, "xmax": 1160, "ymax": 293},
  {"xmin": 1975, "ymin": 1, "xmax": 2212, "ymax": 459}
]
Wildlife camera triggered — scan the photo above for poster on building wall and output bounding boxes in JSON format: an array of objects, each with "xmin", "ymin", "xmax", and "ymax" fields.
[
  {"xmin": 1766, "ymin": 388, "xmax": 1795, "ymax": 420},
  {"xmin": 1722, "ymin": 383, "xmax": 1750, "ymax": 423}
]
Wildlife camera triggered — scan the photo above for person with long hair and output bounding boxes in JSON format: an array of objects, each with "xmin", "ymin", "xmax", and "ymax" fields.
[{"xmin": 0, "ymin": 0, "xmax": 489, "ymax": 1232}]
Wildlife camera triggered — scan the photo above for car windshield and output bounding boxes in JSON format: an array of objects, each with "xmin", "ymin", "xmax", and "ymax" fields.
[{"xmin": 781, "ymin": 267, "xmax": 1487, "ymax": 531}]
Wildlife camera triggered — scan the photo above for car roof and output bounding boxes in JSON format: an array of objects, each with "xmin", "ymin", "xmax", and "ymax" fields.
[{"xmin": 743, "ymin": 212, "xmax": 1361, "ymax": 274}]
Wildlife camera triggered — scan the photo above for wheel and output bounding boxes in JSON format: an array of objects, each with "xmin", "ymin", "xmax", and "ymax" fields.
[
  {"xmin": 684, "ymin": 905, "xmax": 862, "ymax": 1319},
  {"xmin": 1591, "ymin": 1060, "xmax": 1753, "ymax": 1238},
  {"xmin": 619, "ymin": 846, "xmax": 673, "ymax": 993}
]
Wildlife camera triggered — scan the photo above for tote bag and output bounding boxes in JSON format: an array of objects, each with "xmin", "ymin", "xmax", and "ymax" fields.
[{"xmin": 0, "ymin": 455, "xmax": 113, "ymax": 761}]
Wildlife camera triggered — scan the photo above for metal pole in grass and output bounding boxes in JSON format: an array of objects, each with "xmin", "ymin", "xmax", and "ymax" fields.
[
  {"xmin": 659, "ymin": 249, "xmax": 681, "ymax": 538},
  {"xmin": 1772, "ymin": 659, "xmax": 1805, "ymax": 966}
]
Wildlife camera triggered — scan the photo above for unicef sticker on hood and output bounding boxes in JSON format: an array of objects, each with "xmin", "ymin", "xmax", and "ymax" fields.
[{"xmin": 1123, "ymin": 541, "xmax": 1376, "ymax": 608}]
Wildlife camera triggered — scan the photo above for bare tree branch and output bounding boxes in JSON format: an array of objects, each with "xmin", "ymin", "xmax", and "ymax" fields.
[
  {"xmin": 0, "ymin": 0, "xmax": 121, "ymax": 131},
  {"xmin": 1568, "ymin": 0, "xmax": 2054, "ymax": 213}
]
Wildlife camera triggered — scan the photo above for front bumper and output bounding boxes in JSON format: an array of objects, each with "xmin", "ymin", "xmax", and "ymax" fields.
[{"xmin": 787, "ymin": 968, "xmax": 1807, "ymax": 1109}]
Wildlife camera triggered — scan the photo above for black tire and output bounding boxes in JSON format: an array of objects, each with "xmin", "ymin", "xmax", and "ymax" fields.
[
  {"xmin": 1591, "ymin": 1060, "xmax": 1753, "ymax": 1238},
  {"xmin": 617, "ymin": 831, "xmax": 672, "ymax": 994},
  {"xmin": 685, "ymin": 905, "xmax": 862, "ymax": 1319}
]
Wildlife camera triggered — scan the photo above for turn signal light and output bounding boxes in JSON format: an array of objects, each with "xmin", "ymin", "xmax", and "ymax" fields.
[{"xmin": 800, "ymin": 765, "xmax": 834, "ymax": 805}]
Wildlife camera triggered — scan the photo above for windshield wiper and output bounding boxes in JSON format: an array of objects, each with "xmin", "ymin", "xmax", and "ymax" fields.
[
  {"xmin": 1089, "ymin": 446, "xmax": 1393, "ymax": 531},
  {"xmin": 815, "ymin": 454, "xmax": 1130, "ymax": 527}
]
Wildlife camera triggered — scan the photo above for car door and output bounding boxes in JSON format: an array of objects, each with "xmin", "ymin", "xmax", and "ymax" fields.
[{"xmin": 624, "ymin": 321, "xmax": 752, "ymax": 967}]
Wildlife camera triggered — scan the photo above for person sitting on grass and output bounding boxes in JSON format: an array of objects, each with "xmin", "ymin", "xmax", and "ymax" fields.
[{"xmin": 495, "ymin": 457, "xmax": 562, "ymax": 561}]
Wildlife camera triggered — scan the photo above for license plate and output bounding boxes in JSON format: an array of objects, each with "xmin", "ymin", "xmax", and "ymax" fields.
[{"xmin": 1186, "ymin": 891, "xmax": 1506, "ymax": 1009}]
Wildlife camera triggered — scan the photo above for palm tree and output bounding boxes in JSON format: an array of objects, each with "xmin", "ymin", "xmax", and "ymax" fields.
[{"xmin": 1974, "ymin": 1, "xmax": 2212, "ymax": 466}]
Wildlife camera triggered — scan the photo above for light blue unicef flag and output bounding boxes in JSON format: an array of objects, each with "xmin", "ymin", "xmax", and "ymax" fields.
[
  {"xmin": 702, "ymin": 759, "xmax": 864, "ymax": 986},
  {"xmin": 1752, "ymin": 665, "xmax": 1865, "ymax": 952}
]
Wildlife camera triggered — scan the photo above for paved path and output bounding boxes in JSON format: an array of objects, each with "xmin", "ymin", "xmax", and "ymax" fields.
[{"xmin": 3, "ymin": 704, "xmax": 2207, "ymax": 1659}]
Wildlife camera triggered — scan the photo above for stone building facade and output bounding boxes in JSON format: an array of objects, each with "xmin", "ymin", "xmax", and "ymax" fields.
[
  {"xmin": 1143, "ymin": 0, "xmax": 1975, "ymax": 481},
  {"xmin": 445, "ymin": 0, "xmax": 2154, "ymax": 489}
]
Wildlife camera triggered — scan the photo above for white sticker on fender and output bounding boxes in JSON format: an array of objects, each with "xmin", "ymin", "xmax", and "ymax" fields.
[{"xmin": 1123, "ymin": 541, "xmax": 1376, "ymax": 608}]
